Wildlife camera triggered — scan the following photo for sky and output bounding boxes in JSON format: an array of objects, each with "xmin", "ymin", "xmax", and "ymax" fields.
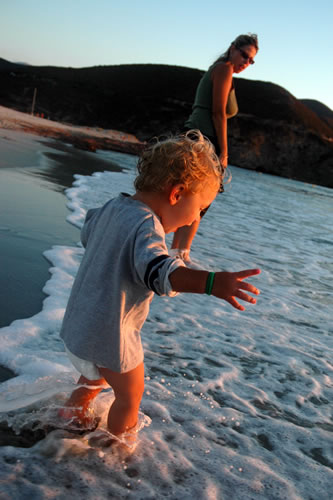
[{"xmin": 1, "ymin": 0, "xmax": 333, "ymax": 110}]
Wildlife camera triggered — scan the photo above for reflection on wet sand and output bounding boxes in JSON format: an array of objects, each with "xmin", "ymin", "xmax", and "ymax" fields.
[
  {"xmin": 30, "ymin": 139, "xmax": 124, "ymax": 190},
  {"xmin": 0, "ymin": 131, "xmax": 126, "ymax": 331}
]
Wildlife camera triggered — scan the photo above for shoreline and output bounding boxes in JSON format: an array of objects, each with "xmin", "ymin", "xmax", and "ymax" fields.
[{"xmin": 0, "ymin": 107, "xmax": 142, "ymax": 383}]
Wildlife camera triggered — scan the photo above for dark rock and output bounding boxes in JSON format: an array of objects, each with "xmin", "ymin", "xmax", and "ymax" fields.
[{"xmin": 228, "ymin": 114, "xmax": 333, "ymax": 187}]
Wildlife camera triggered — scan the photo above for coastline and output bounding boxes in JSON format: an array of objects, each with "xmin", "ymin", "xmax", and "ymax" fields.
[
  {"xmin": 0, "ymin": 104, "xmax": 145, "ymax": 156},
  {"xmin": 0, "ymin": 106, "xmax": 141, "ymax": 382}
]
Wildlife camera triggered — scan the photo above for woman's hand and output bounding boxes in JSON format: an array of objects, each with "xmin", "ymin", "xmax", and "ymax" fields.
[{"xmin": 219, "ymin": 154, "xmax": 228, "ymax": 169}]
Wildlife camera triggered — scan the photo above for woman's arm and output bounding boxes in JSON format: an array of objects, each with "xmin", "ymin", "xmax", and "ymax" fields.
[{"xmin": 211, "ymin": 63, "xmax": 233, "ymax": 168}]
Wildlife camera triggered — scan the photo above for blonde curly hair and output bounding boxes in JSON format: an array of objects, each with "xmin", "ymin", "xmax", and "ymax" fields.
[{"xmin": 134, "ymin": 130, "xmax": 223, "ymax": 194}]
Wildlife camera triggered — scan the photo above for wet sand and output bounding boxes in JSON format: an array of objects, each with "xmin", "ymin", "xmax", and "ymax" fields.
[{"xmin": 0, "ymin": 129, "xmax": 127, "ymax": 328}]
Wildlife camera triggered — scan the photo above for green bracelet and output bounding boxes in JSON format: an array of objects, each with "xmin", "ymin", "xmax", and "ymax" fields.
[{"xmin": 205, "ymin": 272, "xmax": 215, "ymax": 295}]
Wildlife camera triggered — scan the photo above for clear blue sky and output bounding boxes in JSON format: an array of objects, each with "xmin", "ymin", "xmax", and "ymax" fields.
[{"xmin": 1, "ymin": 0, "xmax": 332, "ymax": 110}]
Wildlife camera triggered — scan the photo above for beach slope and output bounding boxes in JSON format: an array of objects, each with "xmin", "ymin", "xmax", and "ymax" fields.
[{"xmin": 0, "ymin": 105, "xmax": 144, "ymax": 155}]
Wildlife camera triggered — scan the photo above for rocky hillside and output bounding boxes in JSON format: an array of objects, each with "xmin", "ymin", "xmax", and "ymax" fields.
[
  {"xmin": 1, "ymin": 58, "xmax": 332, "ymax": 187},
  {"xmin": 300, "ymin": 99, "xmax": 333, "ymax": 129}
]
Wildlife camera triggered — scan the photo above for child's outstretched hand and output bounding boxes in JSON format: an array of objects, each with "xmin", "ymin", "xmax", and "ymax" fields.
[{"xmin": 212, "ymin": 269, "xmax": 261, "ymax": 311}]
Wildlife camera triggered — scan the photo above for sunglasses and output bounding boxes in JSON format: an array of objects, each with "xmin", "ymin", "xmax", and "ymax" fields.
[{"xmin": 237, "ymin": 47, "xmax": 255, "ymax": 65}]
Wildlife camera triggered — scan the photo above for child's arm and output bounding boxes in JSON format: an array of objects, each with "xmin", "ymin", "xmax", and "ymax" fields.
[{"xmin": 169, "ymin": 267, "xmax": 261, "ymax": 311}]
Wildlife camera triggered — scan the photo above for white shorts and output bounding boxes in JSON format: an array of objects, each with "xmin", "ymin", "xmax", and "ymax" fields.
[{"xmin": 65, "ymin": 346, "xmax": 102, "ymax": 381}]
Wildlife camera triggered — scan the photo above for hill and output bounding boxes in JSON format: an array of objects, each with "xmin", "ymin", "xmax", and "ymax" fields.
[
  {"xmin": 300, "ymin": 99, "xmax": 333, "ymax": 129},
  {"xmin": 0, "ymin": 59, "xmax": 332, "ymax": 187}
]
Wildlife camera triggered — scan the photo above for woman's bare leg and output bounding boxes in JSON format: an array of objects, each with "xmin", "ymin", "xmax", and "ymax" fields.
[
  {"xmin": 171, "ymin": 219, "xmax": 201, "ymax": 254},
  {"xmin": 99, "ymin": 362, "xmax": 144, "ymax": 436}
]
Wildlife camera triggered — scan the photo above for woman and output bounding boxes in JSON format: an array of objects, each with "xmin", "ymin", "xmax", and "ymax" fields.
[{"xmin": 171, "ymin": 33, "xmax": 259, "ymax": 262}]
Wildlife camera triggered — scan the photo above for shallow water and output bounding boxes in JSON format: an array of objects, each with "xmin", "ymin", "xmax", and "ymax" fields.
[
  {"xmin": 0, "ymin": 149, "xmax": 332, "ymax": 499},
  {"xmin": 0, "ymin": 166, "xmax": 79, "ymax": 327},
  {"xmin": 0, "ymin": 132, "xmax": 123, "ymax": 327}
]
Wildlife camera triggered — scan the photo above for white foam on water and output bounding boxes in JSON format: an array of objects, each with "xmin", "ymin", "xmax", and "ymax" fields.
[{"xmin": 0, "ymin": 150, "xmax": 332, "ymax": 499}]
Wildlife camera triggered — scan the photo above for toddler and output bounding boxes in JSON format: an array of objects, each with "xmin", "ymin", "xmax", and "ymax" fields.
[{"xmin": 59, "ymin": 130, "xmax": 260, "ymax": 437}]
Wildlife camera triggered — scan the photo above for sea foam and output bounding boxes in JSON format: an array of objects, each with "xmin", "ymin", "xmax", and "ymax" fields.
[{"xmin": 0, "ymin": 150, "xmax": 332, "ymax": 499}]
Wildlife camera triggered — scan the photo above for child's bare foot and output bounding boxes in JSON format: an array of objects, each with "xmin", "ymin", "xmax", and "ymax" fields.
[{"xmin": 57, "ymin": 406, "xmax": 100, "ymax": 432}]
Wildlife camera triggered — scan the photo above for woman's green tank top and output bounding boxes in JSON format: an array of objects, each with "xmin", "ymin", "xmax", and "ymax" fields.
[{"xmin": 185, "ymin": 63, "xmax": 238, "ymax": 137}]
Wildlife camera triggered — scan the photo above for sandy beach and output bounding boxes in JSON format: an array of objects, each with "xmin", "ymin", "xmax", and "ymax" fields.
[
  {"xmin": 0, "ymin": 107, "xmax": 332, "ymax": 497},
  {"xmin": 0, "ymin": 105, "xmax": 144, "ymax": 155}
]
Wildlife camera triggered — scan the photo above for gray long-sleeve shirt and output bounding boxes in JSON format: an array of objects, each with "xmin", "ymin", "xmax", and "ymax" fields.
[{"xmin": 60, "ymin": 193, "xmax": 185, "ymax": 373}]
